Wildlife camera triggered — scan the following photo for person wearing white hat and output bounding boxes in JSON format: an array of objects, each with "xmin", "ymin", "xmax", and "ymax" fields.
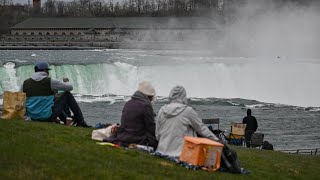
[
  {"xmin": 104, "ymin": 81, "xmax": 158, "ymax": 148},
  {"xmin": 137, "ymin": 81, "xmax": 156, "ymax": 97}
]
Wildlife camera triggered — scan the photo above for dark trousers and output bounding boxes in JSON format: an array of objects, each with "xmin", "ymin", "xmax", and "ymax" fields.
[
  {"xmin": 52, "ymin": 92, "xmax": 84, "ymax": 124},
  {"xmin": 58, "ymin": 105, "xmax": 71, "ymax": 124},
  {"xmin": 245, "ymin": 130, "xmax": 255, "ymax": 147}
]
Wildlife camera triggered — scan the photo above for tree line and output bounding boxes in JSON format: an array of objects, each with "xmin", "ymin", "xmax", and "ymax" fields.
[
  {"xmin": 41, "ymin": 0, "xmax": 221, "ymax": 17},
  {"xmin": 0, "ymin": 0, "xmax": 222, "ymax": 35},
  {"xmin": 39, "ymin": 0, "xmax": 320, "ymax": 17},
  {"xmin": 0, "ymin": 0, "xmax": 29, "ymax": 35},
  {"xmin": 0, "ymin": 0, "xmax": 319, "ymax": 35}
]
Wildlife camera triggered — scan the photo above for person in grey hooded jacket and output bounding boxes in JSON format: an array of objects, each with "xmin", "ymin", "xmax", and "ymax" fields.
[{"xmin": 155, "ymin": 85, "xmax": 219, "ymax": 157}]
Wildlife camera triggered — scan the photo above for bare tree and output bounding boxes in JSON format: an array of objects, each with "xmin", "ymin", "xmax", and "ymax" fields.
[
  {"xmin": 56, "ymin": 1, "xmax": 66, "ymax": 16},
  {"xmin": 44, "ymin": 0, "xmax": 57, "ymax": 16},
  {"xmin": 0, "ymin": 0, "xmax": 13, "ymax": 6}
]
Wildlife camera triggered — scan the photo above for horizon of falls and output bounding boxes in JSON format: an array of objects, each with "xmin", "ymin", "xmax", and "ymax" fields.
[{"xmin": 1, "ymin": 60, "xmax": 319, "ymax": 107}]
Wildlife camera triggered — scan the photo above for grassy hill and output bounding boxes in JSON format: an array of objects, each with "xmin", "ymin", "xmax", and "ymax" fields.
[{"xmin": 0, "ymin": 119, "xmax": 319, "ymax": 180}]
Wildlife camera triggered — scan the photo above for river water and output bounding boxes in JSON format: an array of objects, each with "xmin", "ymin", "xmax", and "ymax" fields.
[{"xmin": 0, "ymin": 49, "xmax": 319, "ymax": 150}]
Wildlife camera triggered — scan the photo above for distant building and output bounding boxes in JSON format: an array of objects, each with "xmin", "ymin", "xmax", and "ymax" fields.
[
  {"xmin": 32, "ymin": 0, "xmax": 41, "ymax": 14},
  {"xmin": 33, "ymin": 0, "xmax": 41, "ymax": 8},
  {"xmin": 2, "ymin": 17, "xmax": 218, "ymax": 48}
]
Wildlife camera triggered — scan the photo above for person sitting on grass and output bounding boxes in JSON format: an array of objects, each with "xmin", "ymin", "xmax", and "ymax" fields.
[
  {"xmin": 22, "ymin": 61, "xmax": 88, "ymax": 127},
  {"xmin": 104, "ymin": 81, "xmax": 158, "ymax": 148},
  {"xmin": 155, "ymin": 85, "xmax": 219, "ymax": 157}
]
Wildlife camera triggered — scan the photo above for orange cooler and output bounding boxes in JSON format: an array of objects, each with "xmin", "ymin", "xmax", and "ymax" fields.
[{"xmin": 180, "ymin": 136, "xmax": 224, "ymax": 171}]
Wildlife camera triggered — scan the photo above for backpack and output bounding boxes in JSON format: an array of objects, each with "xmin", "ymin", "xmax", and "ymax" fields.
[
  {"xmin": 262, "ymin": 141, "xmax": 274, "ymax": 150},
  {"xmin": 220, "ymin": 145, "xmax": 242, "ymax": 173}
]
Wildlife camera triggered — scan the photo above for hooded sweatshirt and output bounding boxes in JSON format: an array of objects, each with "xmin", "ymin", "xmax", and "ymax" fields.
[
  {"xmin": 155, "ymin": 86, "xmax": 218, "ymax": 157},
  {"xmin": 242, "ymin": 109, "xmax": 258, "ymax": 132},
  {"xmin": 23, "ymin": 72, "xmax": 73, "ymax": 120}
]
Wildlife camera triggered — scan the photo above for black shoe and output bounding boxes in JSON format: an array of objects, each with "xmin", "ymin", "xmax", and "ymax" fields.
[{"xmin": 75, "ymin": 120, "xmax": 90, "ymax": 128}]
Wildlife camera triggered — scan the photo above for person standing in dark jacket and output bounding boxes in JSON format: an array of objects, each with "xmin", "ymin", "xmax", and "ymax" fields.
[
  {"xmin": 242, "ymin": 109, "xmax": 258, "ymax": 147},
  {"xmin": 104, "ymin": 81, "xmax": 158, "ymax": 148}
]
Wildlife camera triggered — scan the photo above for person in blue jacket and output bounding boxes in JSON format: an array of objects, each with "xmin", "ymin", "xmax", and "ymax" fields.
[{"xmin": 22, "ymin": 61, "xmax": 87, "ymax": 127}]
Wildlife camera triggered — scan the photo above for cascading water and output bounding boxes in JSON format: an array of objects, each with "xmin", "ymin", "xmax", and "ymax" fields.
[
  {"xmin": 1, "ymin": 2, "xmax": 319, "ymax": 150},
  {"xmin": 1, "ymin": 59, "xmax": 319, "ymax": 107},
  {"xmin": 0, "ymin": 62, "xmax": 20, "ymax": 92},
  {"xmin": 1, "ymin": 50, "xmax": 320, "ymax": 150}
]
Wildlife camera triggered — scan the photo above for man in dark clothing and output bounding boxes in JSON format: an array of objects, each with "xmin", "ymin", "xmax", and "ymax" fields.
[
  {"xmin": 242, "ymin": 109, "xmax": 258, "ymax": 147},
  {"xmin": 22, "ymin": 61, "xmax": 88, "ymax": 127},
  {"xmin": 104, "ymin": 81, "xmax": 158, "ymax": 148}
]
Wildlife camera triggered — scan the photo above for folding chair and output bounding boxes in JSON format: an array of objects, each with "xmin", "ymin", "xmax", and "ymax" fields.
[
  {"xmin": 228, "ymin": 122, "xmax": 246, "ymax": 146},
  {"xmin": 202, "ymin": 118, "xmax": 220, "ymax": 130},
  {"xmin": 250, "ymin": 133, "xmax": 264, "ymax": 148},
  {"xmin": 203, "ymin": 118, "xmax": 227, "ymax": 142}
]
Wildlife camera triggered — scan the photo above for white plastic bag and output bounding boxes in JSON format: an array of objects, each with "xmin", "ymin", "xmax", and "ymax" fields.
[{"xmin": 91, "ymin": 126, "xmax": 113, "ymax": 141}]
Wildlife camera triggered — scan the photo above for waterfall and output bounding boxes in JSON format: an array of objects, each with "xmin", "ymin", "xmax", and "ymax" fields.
[
  {"xmin": 0, "ymin": 62, "xmax": 20, "ymax": 92},
  {"xmin": 1, "ymin": 61, "xmax": 320, "ymax": 107}
]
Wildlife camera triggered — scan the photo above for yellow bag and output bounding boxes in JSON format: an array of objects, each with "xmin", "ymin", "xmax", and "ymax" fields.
[{"xmin": 1, "ymin": 91, "xmax": 26, "ymax": 120}]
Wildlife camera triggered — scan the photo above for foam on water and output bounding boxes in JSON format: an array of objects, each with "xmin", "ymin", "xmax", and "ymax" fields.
[
  {"xmin": 1, "ymin": 54, "xmax": 320, "ymax": 107},
  {"xmin": 305, "ymin": 107, "xmax": 320, "ymax": 112},
  {"xmin": 75, "ymin": 95, "xmax": 130, "ymax": 104},
  {"xmin": 246, "ymin": 104, "xmax": 271, "ymax": 108},
  {"xmin": 10, "ymin": 59, "xmax": 28, "ymax": 63}
]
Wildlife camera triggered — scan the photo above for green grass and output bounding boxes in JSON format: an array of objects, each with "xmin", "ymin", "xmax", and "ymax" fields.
[{"xmin": 0, "ymin": 119, "xmax": 319, "ymax": 180}]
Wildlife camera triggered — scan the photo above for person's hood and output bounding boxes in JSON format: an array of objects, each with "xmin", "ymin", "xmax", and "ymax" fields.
[
  {"xmin": 31, "ymin": 72, "xmax": 48, "ymax": 81},
  {"xmin": 162, "ymin": 85, "xmax": 188, "ymax": 118},
  {"xmin": 168, "ymin": 85, "xmax": 188, "ymax": 105},
  {"xmin": 162, "ymin": 103, "xmax": 187, "ymax": 118}
]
